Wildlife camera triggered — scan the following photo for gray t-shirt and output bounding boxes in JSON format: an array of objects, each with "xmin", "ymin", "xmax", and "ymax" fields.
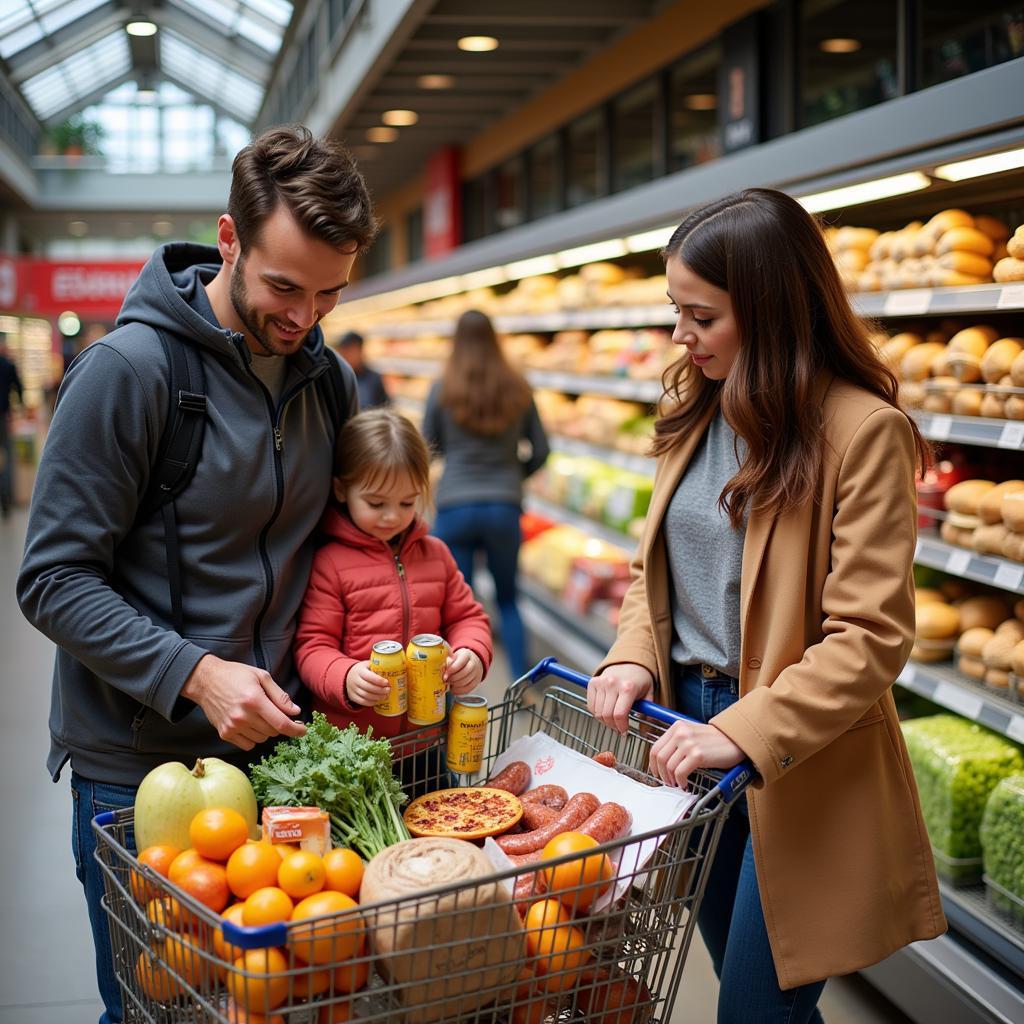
[{"xmin": 666, "ymin": 412, "xmax": 747, "ymax": 677}]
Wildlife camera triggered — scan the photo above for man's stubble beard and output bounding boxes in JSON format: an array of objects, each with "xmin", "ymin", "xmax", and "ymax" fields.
[{"xmin": 229, "ymin": 258, "xmax": 311, "ymax": 357}]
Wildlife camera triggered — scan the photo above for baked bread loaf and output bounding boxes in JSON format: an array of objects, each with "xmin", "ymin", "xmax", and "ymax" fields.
[
  {"xmin": 980, "ymin": 482, "xmax": 1024, "ymax": 524},
  {"xmin": 956, "ymin": 595, "xmax": 1011, "ymax": 631},
  {"xmin": 937, "ymin": 227, "xmax": 995, "ymax": 257},
  {"xmin": 982, "ymin": 339, "xmax": 1024, "ymax": 383},
  {"xmin": 1008, "ymin": 226, "xmax": 1024, "ymax": 260},
  {"xmin": 994, "ymin": 257, "xmax": 1024, "ymax": 283}
]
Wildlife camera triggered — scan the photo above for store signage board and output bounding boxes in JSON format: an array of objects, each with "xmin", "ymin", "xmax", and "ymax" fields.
[
  {"xmin": 0, "ymin": 254, "xmax": 144, "ymax": 318},
  {"xmin": 424, "ymin": 147, "xmax": 461, "ymax": 260},
  {"xmin": 719, "ymin": 14, "xmax": 760, "ymax": 153}
]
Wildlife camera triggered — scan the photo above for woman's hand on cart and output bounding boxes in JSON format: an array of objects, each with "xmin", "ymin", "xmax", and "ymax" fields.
[
  {"xmin": 587, "ymin": 663, "xmax": 655, "ymax": 734},
  {"xmin": 649, "ymin": 721, "xmax": 747, "ymax": 789}
]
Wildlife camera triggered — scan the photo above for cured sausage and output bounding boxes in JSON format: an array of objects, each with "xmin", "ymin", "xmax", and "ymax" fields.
[
  {"xmin": 505, "ymin": 851, "xmax": 543, "ymax": 867},
  {"xmin": 484, "ymin": 761, "xmax": 530, "ymax": 796},
  {"xmin": 578, "ymin": 802, "xmax": 631, "ymax": 844},
  {"xmin": 593, "ymin": 751, "xmax": 617, "ymax": 768},
  {"xmin": 496, "ymin": 792, "xmax": 601, "ymax": 855},
  {"xmin": 512, "ymin": 871, "xmax": 545, "ymax": 914},
  {"xmin": 519, "ymin": 784, "xmax": 568, "ymax": 809},
  {"xmin": 521, "ymin": 802, "xmax": 559, "ymax": 831}
]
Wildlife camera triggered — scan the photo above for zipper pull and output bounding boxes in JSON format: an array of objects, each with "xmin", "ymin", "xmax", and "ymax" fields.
[
  {"xmin": 273, "ymin": 427, "xmax": 283, "ymax": 452},
  {"xmin": 395, "ymin": 556, "xmax": 406, "ymax": 578}
]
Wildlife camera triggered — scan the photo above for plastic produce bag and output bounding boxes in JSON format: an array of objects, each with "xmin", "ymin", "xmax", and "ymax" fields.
[
  {"xmin": 902, "ymin": 715, "xmax": 1024, "ymax": 885},
  {"xmin": 981, "ymin": 775, "xmax": 1024, "ymax": 924}
]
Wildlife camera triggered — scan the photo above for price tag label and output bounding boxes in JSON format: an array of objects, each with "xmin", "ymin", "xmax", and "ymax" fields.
[
  {"xmin": 1008, "ymin": 716, "xmax": 1024, "ymax": 745},
  {"xmin": 998, "ymin": 422, "xmax": 1024, "ymax": 450},
  {"xmin": 884, "ymin": 289, "xmax": 931, "ymax": 316},
  {"xmin": 934, "ymin": 682, "xmax": 984, "ymax": 720},
  {"xmin": 994, "ymin": 563, "xmax": 1024, "ymax": 591},
  {"xmin": 946, "ymin": 549, "xmax": 972, "ymax": 575},
  {"xmin": 927, "ymin": 415, "xmax": 953, "ymax": 441},
  {"xmin": 997, "ymin": 284, "xmax": 1024, "ymax": 310}
]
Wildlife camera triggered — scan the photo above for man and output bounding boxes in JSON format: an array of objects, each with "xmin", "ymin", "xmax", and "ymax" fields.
[
  {"xmin": 17, "ymin": 125, "xmax": 376, "ymax": 1023},
  {"xmin": 0, "ymin": 337, "xmax": 23, "ymax": 515},
  {"xmin": 337, "ymin": 329, "xmax": 390, "ymax": 408}
]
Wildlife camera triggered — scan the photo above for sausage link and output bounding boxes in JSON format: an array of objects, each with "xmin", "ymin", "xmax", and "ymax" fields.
[
  {"xmin": 497, "ymin": 792, "xmax": 601, "ymax": 855},
  {"xmin": 519, "ymin": 784, "xmax": 568, "ymax": 809},
  {"xmin": 593, "ymin": 751, "xmax": 617, "ymax": 768},
  {"xmin": 484, "ymin": 761, "xmax": 530, "ymax": 796},
  {"xmin": 521, "ymin": 802, "xmax": 559, "ymax": 831},
  {"xmin": 577, "ymin": 802, "xmax": 631, "ymax": 844},
  {"xmin": 512, "ymin": 870, "xmax": 545, "ymax": 914},
  {"xmin": 505, "ymin": 851, "xmax": 543, "ymax": 867}
]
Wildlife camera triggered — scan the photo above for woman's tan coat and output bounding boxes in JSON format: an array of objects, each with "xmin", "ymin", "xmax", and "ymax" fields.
[{"xmin": 599, "ymin": 379, "xmax": 946, "ymax": 988}]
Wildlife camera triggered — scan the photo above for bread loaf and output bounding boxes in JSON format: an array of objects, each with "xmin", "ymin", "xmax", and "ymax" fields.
[
  {"xmin": 958, "ymin": 627, "xmax": 995, "ymax": 659},
  {"xmin": 1011, "ymin": 640, "xmax": 1024, "ymax": 676},
  {"xmin": 1011, "ymin": 350, "xmax": 1024, "ymax": 387},
  {"xmin": 957, "ymin": 595, "xmax": 1012, "ymax": 631},
  {"xmin": 916, "ymin": 602, "xmax": 960, "ymax": 639},
  {"xmin": 958, "ymin": 655, "xmax": 987, "ymax": 680},
  {"xmin": 980, "ymin": 481, "xmax": 1024, "ymax": 523},
  {"xmin": 994, "ymin": 256, "xmax": 1024, "ymax": 283},
  {"xmin": 980, "ymin": 392, "xmax": 1007, "ymax": 419},
  {"xmin": 982, "ymin": 339, "xmax": 1024, "ymax": 382},
  {"xmin": 1008, "ymin": 226, "xmax": 1024, "ymax": 260},
  {"xmin": 925, "ymin": 209, "xmax": 975, "ymax": 237},
  {"xmin": 945, "ymin": 479, "xmax": 996, "ymax": 514},
  {"xmin": 952, "ymin": 389, "xmax": 983, "ymax": 416},
  {"xmin": 937, "ymin": 227, "xmax": 995, "ymax": 257},
  {"xmin": 900, "ymin": 342, "xmax": 947, "ymax": 381},
  {"xmin": 948, "ymin": 325, "xmax": 998, "ymax": 355},
  {"xmin": 975, "ymin": 215, "xmax": 1010, "ymax": 243},
  {"xmin": 835, "ymin": 227, "xmax": 879, "ymax": 251},
  {"xmin": 973, "ymin": 523, "xmax": 1009, "ymax": 555},
  {"xmin": 1002, "ymin": 491, "xmax": 1024, "ymax": 533},
  {"xmin": 937, "ymin": 251, "xmax": 993, "ymax": 278}
]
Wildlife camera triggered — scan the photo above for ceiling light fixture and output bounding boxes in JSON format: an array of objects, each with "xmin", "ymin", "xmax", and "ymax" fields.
[
  {"xmin": 933, "ymin": 145, "xmax": 1024, "ymax": 182},
  {"xmin": 795, "ymin": 171, "xmax": 931, "ymax": 213},
  {"xmin": 382, "ymin": 109, "xmax": 418, "ymax": 127},
  {"xmin": 366, "ymin": 126, "xmax": 399, "ymax": 143},
  {"xmin": 418, "ymin": 74, "xmax": 454, "ymax": 89},
  {"xmin": 625, "ymin": 224, "xmax": 676, "ymax": 253},
  {"xmin": 819, "ymin": 37, "xmax": 861, "ymax": 53},
  {"xmin": 503, "ymin": 254, "xmax": 558, "ymax": 278},
  {"xmin": 555, "ymin": 239, "xmax": 628, "ymax": 268},
  {"xmin": 457, "ymin": 35, "xmax": 499, "ymax": 52},
  {"xmin": 684, "ymin": 93, "xmax": 717, "ymax": 111},
  {"xmin": 126, "ymin": 20, "xmax": 158, "ymax": 36}
]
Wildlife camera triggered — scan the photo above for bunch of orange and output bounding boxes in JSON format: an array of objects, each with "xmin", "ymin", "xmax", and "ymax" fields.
[{"xmin": 130, "ymin": 806, "xmax": 370, "ymax": 1016}]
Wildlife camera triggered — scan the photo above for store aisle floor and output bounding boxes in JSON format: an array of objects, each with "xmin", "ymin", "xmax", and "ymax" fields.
[{"xmin": 1, "ymin": 508, "xmax": 907, "ymax": 1023}]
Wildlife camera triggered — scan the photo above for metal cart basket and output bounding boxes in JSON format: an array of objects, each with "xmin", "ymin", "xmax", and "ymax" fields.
[{"xmin": 94, "ymin": 658, "xmax": 753, "ymax": 1024}]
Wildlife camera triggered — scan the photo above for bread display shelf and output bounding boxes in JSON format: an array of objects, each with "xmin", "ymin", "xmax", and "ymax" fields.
[
  {"xmin": 916, "ymin": 536, "xmax": 1024, "ymax": 595},
  {"xmin": 853, "ymin": 283, "xmax": 1024, "ymax": 318},
  {"xmin": 912, "ymin": 412, "xmax": 1024, "ymax": 450},
  {"xmin": 550, "ymin": 437, "xmax": 655, "ymax": 477},
  {"xmin": 523, "ymin": 496, "xmax": 635, "ymax": 554}
]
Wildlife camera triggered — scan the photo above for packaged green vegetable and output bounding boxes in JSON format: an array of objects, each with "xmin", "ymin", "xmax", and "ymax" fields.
[
  {"xmin": 981, "ymin": 775, "xmax": 1024, "ymax": 925},
  {"xmin": 902, "ymin": 715, "xmax": 1024, "ymax": 885}
]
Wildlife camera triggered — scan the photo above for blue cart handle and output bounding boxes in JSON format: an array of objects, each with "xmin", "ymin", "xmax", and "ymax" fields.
[{"xmin": 527, "ymin": 656, "xmax": 755, "ymax": 805}]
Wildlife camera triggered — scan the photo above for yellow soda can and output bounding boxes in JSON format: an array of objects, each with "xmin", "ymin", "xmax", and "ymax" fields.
[
  {"xmin": 371, "ymin": 640, "xmax": 407, "ymax": 717},
  {"xmin": 446, "ymin": 695, "xmax": 488, "ymax": 774},
  {"xmin": 406, "ymin": 633, "xmax": 449, "ymax": 726}
]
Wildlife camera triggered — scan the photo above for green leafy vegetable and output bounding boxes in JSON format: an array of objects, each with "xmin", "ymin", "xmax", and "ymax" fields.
[{"xmin": 250, "ymin": 713, "xmax": 410, "ymax": 860}]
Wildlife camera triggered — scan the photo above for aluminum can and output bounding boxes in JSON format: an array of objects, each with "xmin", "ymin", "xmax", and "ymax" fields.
[
  {"xmin": 406, "ymin": 633, "xmax": 449, "ymax": 726},
  {"xmin": 446, "ymin": 694, "xmax": 488, "ymax": 774},
  {"xmin": 370, "ymin": 640, "xmax": 407, "ymax": 717}
]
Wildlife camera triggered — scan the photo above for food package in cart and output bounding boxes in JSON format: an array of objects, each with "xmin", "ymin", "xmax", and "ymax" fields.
[
  {"xmin": 981, "ymin": 774, "xmax": 1024, "ymax": 925},
  {"xmin": 902, "ymin": 715, "xmax": 1024, "ymax": 885},
  {"xmin": 482, "ymin": 732, "xmax": 697, "ymax": 911}
]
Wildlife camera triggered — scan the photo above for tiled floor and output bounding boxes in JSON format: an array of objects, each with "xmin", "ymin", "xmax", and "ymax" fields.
[{"xmin": 1, "ymin": 507, "xmax": 909, "ymax": 1023}]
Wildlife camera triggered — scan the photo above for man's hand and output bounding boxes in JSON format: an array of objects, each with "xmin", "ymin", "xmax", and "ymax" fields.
[
  {"xmin": 444, "ymin": 648, "xmax": 484, "ymax": 695},
  {"xmin": 182, "ymin": 654, "xmax": 306, "ymax": 751},
  {"xmin": 345, "ymin": 661, "xmax": 391, "ymax": 707},
  {"xmin": 587, "ymin": 663, "xmax": 655, "ymax": 735}
]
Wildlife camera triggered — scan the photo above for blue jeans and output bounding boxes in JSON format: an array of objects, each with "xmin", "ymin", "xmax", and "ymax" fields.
[
  {"xmin": 433, "ymin": 502, "xmax": 527, "ymax": 680},
  {"xmin": 71, "ymin": 772, "xmax": 138, "ymax": 1024},
  {"xmin": 675, "ymin": 667, "xmax": 826, "ymax": 1024},
  {"xmin": 0, "ymin": 414, "xmax": 13, "ymax": 511}
]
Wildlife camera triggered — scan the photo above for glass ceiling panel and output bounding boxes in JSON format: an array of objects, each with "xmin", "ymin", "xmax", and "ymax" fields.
[
  {"xmin": 168, "ymin": 0, "xmax": 290, "ymax": 49},
  {"xmin": 0, "ymin": 0, "xmax": 106, "ymax": 58},
  {"xmin": 161, "ymin": 31, "xmax": 263, "ymax": 120}
]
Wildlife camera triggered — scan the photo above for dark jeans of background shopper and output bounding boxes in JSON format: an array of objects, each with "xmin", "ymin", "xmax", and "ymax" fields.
[
  {"xmin": 71, "ymin": 772, "xmax": 137, "ymax": 1024},
  {"xmin": 433, "ymin": 502, "xmax": 527, "ymax": 680},
  {"xmin": 674, "ymin": 666, "xmax": 827, "ymax": 1024},
  {"xmin": 0, "ymin": 415, "xmax": 13, "ymax": 514}
]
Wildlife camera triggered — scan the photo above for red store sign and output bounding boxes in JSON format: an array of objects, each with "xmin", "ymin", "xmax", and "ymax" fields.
[{"xmin": 0, "ymin": 255, "xmax": 144, "ymax": 318}]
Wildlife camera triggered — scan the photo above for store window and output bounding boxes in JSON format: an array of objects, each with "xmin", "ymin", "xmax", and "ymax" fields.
[
  {"xmin": 494, "ymin": 155, "xmax": 525, "ymax": 232},
  {"xmin": 566, "ymin": 110, "xmax": 604, "ymax": 209},
  {"xmin": 528, "ymin": 134, "xmax": 562, "ymax": 220},
  {"xmin": 921, "ymin": 4, "xmax": 1024, "ymax": 87},
  {"xmin": 406, "ymin": 206, "xmax": 424, "ymax": 263},
  {"xmin": 668, "ymin": 46, "xmax": 722, "ymax": 173},
  {"xmin": 799, "ymin": 0, "xmax": 899, "ymax": 128},
  {"xmin": 613, "ymin": 78, "xmax": 659, "ymax": 192}
]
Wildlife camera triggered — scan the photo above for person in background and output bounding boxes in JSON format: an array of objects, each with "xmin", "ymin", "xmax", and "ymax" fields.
[
  {"xmin": 0, "ymin": 337, "xmax": 23, "ymax": 516},
  {"xmin": 338, "ymin": 329, "xmax": 390, "ymax": 408},
  {"xmin": 422, "ymin": 309, "xmax": 549, "ymax": 682},
  {"xmin": 17, "ymin": 125, "xmax": 376, "ymax": 1024},
  {"xmin": 587, "ymin": 188, "xmax": 945, "ymax": 1023}
]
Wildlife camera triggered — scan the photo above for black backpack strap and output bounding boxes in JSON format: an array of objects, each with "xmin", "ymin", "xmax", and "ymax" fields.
[{"xmin": 317, "ymin": 348, "xmax": 352, "ymax": 437}]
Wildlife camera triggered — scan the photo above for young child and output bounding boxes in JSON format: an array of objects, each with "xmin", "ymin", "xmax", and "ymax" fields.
[{"xmin": 294, "ymin": 408, "xmax": 492, "ymax": 759}]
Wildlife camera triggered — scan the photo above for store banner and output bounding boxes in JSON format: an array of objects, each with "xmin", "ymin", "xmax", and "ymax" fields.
[
  {"xmin": 719, "ymin": 14, "xmax": 761, "ymax": 154},
  {"xmin": 424, "ymin": 146, "xmax": 462, "ymax": 260},
  {"xmin": 0, "ymin": 254, "xmax": 144, "ymax": 318}
]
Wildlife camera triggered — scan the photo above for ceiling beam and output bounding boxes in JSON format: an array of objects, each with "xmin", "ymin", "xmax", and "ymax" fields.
[
  {"xmin": 427, "ymin": 0, "xmax": 649, "ymax": 23},
  {"xmin": 410, "ymin": 21, "xmax": 611, "ymax": 46},
  {"xmin": 160, "ymin": 69, "xmax": 257, "ymax": 126},
  {"xmin": 390, "ymin": 57, "xmax": 576, "ymax": 74},
  {"xmin": 374, "ymin": 73, "xmax": 551, "ymax": 93},
  {"xmin": 9, "ymin": 5, "xmax": 126, "ymax": 83},
  {"xmin": 40, "ymin": 69, "xmax": 136, "ymax": 126},
  {"xmin": 156, "ymin": 5, "xmax": 274, "ymax": 79}
]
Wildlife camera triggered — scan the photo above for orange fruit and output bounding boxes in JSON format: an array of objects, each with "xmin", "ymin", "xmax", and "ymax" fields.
[
  {"xmin": 531, "ymin": 922, "xmax": 588, "ymax": 992},
  {"xmin": 523, "ymin": 898, "xmax": 573, "ymax": 946},
  {"xmin": 541, "ymin": 832, "xmax": 613, "ymax": 912},
  {"xmin": 190, "ymin": 807, "xmax": 250, "ymax": 862},
  {"xmin": 160, "ymin": 932, "xmax": 205, "ymax": 991},
  {"xmin": 317, "ymin": 1001, "xmax": 354, "ymax": 1023},
  {"xmin": 178, "ymin": 860, "xmax": 230, "ymax": 913},
  {"xmin": 223, "ymin": 999, "xmax": 286, "ymax": 1024},
  {"xmin": 136, "ymin": 948, "xmax": 181, "ymax": 1002},
  {"xmin": 213, "ymin": 903, "xmax": 249, "ymax": 967},
  {"xmin": 293, "ymin": 966, "xmax": 332, "ymax": 999},
  {"xmin": 322, "ymin": 848, "xmax": 364, "ymax": 898},
  {"xmin": 227, "ymin": 842, "xmax": 283, "ymax": 900},
  {"xmin": 278, "ymin": 850, "xmax": 326, "ymax": 900},
  {"xmin": 132, "ymin": 844, "xmax": 182, "ymax": 903},
  {"xmin": 331, "ymin": 955, "xmax": 369, "ymax": 994},
  {"xmin": 146, "ymin": 896, "xmax": 185, "ymax": 933},
  {"xmin": 226, "ymin": 947, "xmax": 290, "ymax": 1012},
  {"xmin": 168, "ymin": 848, "xmax": 214, "ymax": 885},
  {"xmin": 289, "ymin": 891, "xmax": 362, "ymax": 965},
  {"xmin": 242, "ymin": 887, "xmax": 294, "ymax": 927}
]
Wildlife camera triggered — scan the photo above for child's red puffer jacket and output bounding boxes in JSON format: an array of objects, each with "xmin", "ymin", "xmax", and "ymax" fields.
[{"xmin": 294, "ymin": 504, "xmax": 493, "ymax": 739}]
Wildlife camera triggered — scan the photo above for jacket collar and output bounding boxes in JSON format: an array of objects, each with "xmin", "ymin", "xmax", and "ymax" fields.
[{"xmin": 319, "ymin": 503, "xmax": 430, "ymax": 554}]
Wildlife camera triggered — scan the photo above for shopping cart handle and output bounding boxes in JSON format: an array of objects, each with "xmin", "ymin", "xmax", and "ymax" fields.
[{"xmin": 527, "ymin": 657, "xmax": 756, "ymax": 804}]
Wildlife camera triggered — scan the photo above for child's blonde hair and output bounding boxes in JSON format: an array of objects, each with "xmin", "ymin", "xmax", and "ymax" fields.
[{"xmin": 334, "ymin": 408, "xmax": 432, "ymax": 499}]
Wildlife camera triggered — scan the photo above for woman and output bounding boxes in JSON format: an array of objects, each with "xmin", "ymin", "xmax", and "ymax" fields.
[
  {"xmin": 587, "ymin": 188, "xmax": 945, "ymax": 1023},
  {"xmin": 423, "ymin": 309, "xmax": 549, "ymax": 681}
]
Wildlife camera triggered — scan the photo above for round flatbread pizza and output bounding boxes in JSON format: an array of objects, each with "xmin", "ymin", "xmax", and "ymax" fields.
[{"xmin": 403, "ymin": 787, "xmax": 523, "ymax": 840}]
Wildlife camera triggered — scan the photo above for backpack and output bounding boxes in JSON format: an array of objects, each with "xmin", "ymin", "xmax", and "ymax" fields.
[{"xmin": 136, "ymin": 329, "xmax": 349, "ymax": 633}]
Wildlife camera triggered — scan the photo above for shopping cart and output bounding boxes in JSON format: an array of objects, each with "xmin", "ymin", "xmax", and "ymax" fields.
[{"xmin": 93, "ymin": 657, "xmax": 754, "ymax": 1023}]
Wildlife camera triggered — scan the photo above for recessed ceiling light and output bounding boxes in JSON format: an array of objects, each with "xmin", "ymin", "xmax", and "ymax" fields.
[
  {"xmin": 366, "ymin": 126, "xmax": 399, "ymax": 143},
  {"xmin": 457, "ymin": 35, "xmax": 498, "ymax": 52},
  {"xmin": 820, "ymin": 37, "xmax": 861, "ymax": 53},
  {"xmin": 126, "ymin": 20, "xmax": 158, "ymax": 36},
  {"xmin": 418, "ymin": 74, "xmax": 454, "ymax": 90},
  {"xmin": 382, "ymin": 109, "xmax": 418, "ymax": 127},
  {"xmin": 684, "ymin": 93, "xmax": 717, "ymax": 111},
  {"xmin": 68, "ymin": 220, "xmax": 88, "ymax": 237}
]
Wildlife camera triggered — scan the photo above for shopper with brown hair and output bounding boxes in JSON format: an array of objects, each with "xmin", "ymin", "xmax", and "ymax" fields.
[
  {"xmin": 422, "ymin": 309, "xmax": 549, "ymax": 680},
  {"xmin": 18, "ymin": 124, "xmax": 376, "ymax": 1024},
  {"xmin": 587, "ymin": 188, "xmax": 945, "ymax": 1022}
]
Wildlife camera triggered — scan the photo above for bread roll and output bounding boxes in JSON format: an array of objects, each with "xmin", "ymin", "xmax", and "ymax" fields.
[
  {"xmin": 973, "ymin": 523, "xmax": 1009, "ymax": 554},
  {"xmin": 947, "ymin": 354, "xmax": 984, "ymax": 384},
  {"xmin": 958, "ymin": 654, "xmax": 987, "ymax": 680},
  {"xmin": 1006, "ymin": 396, "xmax": 1024, "ymax": 421},
  {"xmin": 975, "ymin": 215, "xmax": 1010, "ymax": 243},
  {"xmin": 957, "ymin": 595, "xmax": 1012, "ymax": 631},
  {"xmin": 900, "ymin": 342, "xmax": 947, "ymax": 381},
  {"xmin": 931, "ymin": 269, "xmax": 989, "ymax": 288},
  {"xmin": 945, "ymin": 479, "xmax": 996, "ymax": 514},
  {"xmin": 1011, "ymin": 639, "xmax": 1024, "ymax": 676},
  {"xmin": 996, "ymin": 619, "xmax": 1024, "ymax": 644},
  {"xmin": 858, "ymin": 270, "xmax": 883, "ymax": 292},
  {"xmin": 937, "ymin": 251, "xmax": 993, "ymax": 278},
  {"xmin": 1002, "ymin": 491, "xmax": 1024, "ymax": 533},
  {"xmin": 940, "ymin": 520, "xmax": 973, "ymax": 547},
  {"xmin": 915, "ymin": 587, "xmax": 945, "ymax": 605},
  {"xmin": 1008, "ymin": 226, "xmax": 1024, "ymax": 260},
  {"xmin": 942, "ymin": 578, "xmax": 974, "ymax": 602},
  {"xmin": 953, "ymin": 389, "xmax": 983, "ymax": 416},
  {"xmin": 937, "ymin": 227, "xmax": 995, "ymax": 257},
  {"xmin": 835, "ymin": 227, "xmax": 879, "ymax": 251},
  {"xmin": 982, "ymin": 339, "xmax": 1024, "ymax": 382},
  {"xmin": 980, "ymin": 392, "xmax": 1007, "ymax": 419},
  {"xmin": 994, "ymin": 256, "xmax": 1024, "ymax": 283},
  {"xmin": 891, "ymin": 225, "xmax": 923, "ymax": 260},
  {"xmin": 983, "ymin": 632, "xmax": 1017, "ymax": 670},
  {"xmin": 900, "ymin": 381, "xmax": 926, "ymax": 408},
  {"xmin": 922, "ymin": 388, "xmax": 954, "ymax": 414},
  {"xmin": 879, "ymin": 332, "xmax": 922, "ymax": 368},
  {"xmin": 869, "ymin": 232, "xmax": 895, "ymax": 260},
  {"xmin": 979, "ymin": 481, "xmax": 1024, "ymax": 523},
  {"xmin": 837, "ymin": 248, "xmax": 869, "ymax": 272},
  {"xmin": 916, "ymin": 602, "xmax": 960, "ymax": 639},
  {"xmin": 985, "ymin": 668, "xmax": 1011, "ymax": 690},
  {"xmin": 1011, "ymin": 350, "xmax": 1024, "ymax": 387},
  {"xmin": 1004, "ymin": 531, "xmax": 1024, "ymax": 563},
  {"xmin": 926, "ymin": 209, "xmax": 975, "ymax": 236},
  {"xmin": 948, "ymin": 325, "xmax": 998, "ymax": 355},
  {"xmin": 958, "ymin": 627, "xmax": 995, "ymax": 658},
  {"xmin": 579, "ymin": 262, "xmax": 627, "ymax": 285},
  {"xmin": 912, "ymin": 642, "xmax": 954, "ymax": 664}
]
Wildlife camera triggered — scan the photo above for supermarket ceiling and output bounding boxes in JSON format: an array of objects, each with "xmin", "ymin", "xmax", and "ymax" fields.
[
  {"xmin": 0, "ymin": 0, "xmax": 293, "ymax": 125},
  {"xmin": 334, "ymin": 0, "xmax": 662, "ymax": 197}
]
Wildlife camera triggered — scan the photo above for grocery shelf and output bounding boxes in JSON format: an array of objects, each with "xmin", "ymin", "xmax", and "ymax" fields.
[
  {"xmin": 852, "ymin": 283, "xmax": 1024, "ymax": 318},
  {"xmin": 523, "ymin": 496, "xmax": 636, "ymax": 554},
  {"xmin": 896, "ymin": 660, "xmax": 1024, "ymax": 746},
  {"xmin": 518, "ymin": 576, "xmax": 617, "ymax": 668},
  {"xmin": 526, "ymin": 371, "xmax": 662, "ymax": 402},
  {"xmin": 375, "ymin": 357, "xmax": 441, "ymax": 377},
  {"xmin": 915, "ymin": 536, "xmax": 1024, "ymax": 594},
  {"xmin": 912, "ymin": 413, "xmax": 1024, "ymax": 451},
  {"xmin": 941, "ymin": 882, "xmax": 1024, "ymax": 980},
  {"xmin": 550, "ymin": 437, "xmax": 655, "ymax": 476}
]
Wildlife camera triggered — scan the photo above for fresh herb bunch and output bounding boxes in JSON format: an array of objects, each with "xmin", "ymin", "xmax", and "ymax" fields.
[{"xmin": 250, "ymin": 713, "xmax": 410, "ymax": 859}]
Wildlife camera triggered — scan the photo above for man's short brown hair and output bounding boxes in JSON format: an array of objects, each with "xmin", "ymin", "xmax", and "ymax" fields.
[{"xmin": 228, "ymin": 124, "xmax": 378, "ymax": 254}]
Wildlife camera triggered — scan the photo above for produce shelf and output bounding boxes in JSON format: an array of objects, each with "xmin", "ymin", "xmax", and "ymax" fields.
[
  {"xmin": 852, "ymin": 283, "xmax": 1024, "ymax": 318},
  {"xmin": 550, "ymin": 437, "xmax": 655, "ymax": 476},
  {"xmin": 912, "ymin": 412, "xmax": 1024, "ymax": 451},
  {"xmin": 518, "ymin": 576, "xmax": 617, "ymax": 668},
  {"xmin": 526, "ymin": 371, "xmax": 662, "ymax": 402},
  {"xmin": 896, "ymin": 660, "xmax": 1024, "ymax": 746},
  {"xmin": 915, "ymin": 536, "xmax": 1024, "ymax": 595},
  {"xmin": 523, "ymin": 495, "xmax": 636, "ymax": 554},
  {"xmin": 941, "ymin": 881, "xmax": 1024, "ymax": 979}
]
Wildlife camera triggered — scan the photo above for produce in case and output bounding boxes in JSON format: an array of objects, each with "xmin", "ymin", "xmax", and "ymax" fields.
[
  {"xmin": 980, "ymin": 774, "xmax": 1024, "ymax": 925},
  {"xmin": 902, "ymin": 715, "xmax": 1024, "ymax": 884}
]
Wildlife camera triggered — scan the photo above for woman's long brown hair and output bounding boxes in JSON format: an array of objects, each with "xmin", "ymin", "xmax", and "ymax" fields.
[
  {"xmin": 654, "ymin": 187, "xmax": 930, "ymax": 528},
  {"xmin": 440, "ymin": 309, "xmax": 532, "ymax": 435}
]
